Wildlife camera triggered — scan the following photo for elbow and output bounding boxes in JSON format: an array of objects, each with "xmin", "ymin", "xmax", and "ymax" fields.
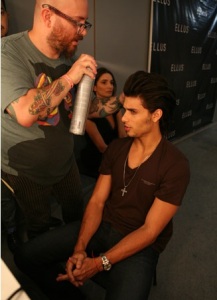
[
  {"xmin": 7, "ymin": 113, "xmax": 35, "ymax": 127},
  {"xmin": 141, "ymin": 224, "xmax": 158, "ymax": 245},
  {"xmin": 22, "ymin": 122, "xmax": 35, "ymax": 128},
  {"xmin": 16, "ymin": 117, "xmax": 35, "ymax": 128},
  {"xmin": 149, "ymin": 235, "xmax": 157, "ymax": 245},
  {"xmin": 97, "ymin": 144, "xmax": 107, "ymax": 153},
  {"xmin": 7, "ymin": 108, "xmax": 36, "ymax": 127}
]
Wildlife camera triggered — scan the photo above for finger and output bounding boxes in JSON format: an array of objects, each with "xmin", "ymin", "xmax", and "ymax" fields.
[
  {"xmin": 57, "ymin": 273, "xmax": 83, "ymax": 287},
  {"xmin": 79, "ymin": 53, "xmax": 92, "ymax": 61},
  {"xmin": 83, "ymin": 65, "xmax": 96, "ymax": 79},
  {"xmin": 56, "ymin": 273, "xmax": 69, "ymax": 282},
  {"xmin": 76, "ymin": 281, "xmax": 84, "ymax": 287},
  {"xmin": 78, "ymin": 54, "xmax": 97, "ymax": 68},
  {"xmin": 75, "ymin": 258, "xmax": 83, "ymax": 269},
  {"xmin": 72, "ymin": 280, "xmax": 84, "ymax": 287},
  {"xmin": 66, "ymin": 259, "xmax": 77, "ymax": 282},
  {"xmin": 67, "ymin": 256, "xmax": 78, "ymax": 268},
  {"xmin": 79, "ymin": 53, "xmax": 96, "ymax": 64},
  {"xmin": 68, "ymin": 276, "xmax": 83, "ymax": 286},
  {"xmin": 65, "ymin": 257, "xmax": 73, "ymax": 271}
]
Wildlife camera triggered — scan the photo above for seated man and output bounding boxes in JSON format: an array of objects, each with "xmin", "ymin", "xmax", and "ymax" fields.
[{"xmin": 14, "ymin": 71, "xmax": 190, "ymax": 300}]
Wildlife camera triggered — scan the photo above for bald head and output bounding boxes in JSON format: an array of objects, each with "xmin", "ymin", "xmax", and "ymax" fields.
[
  {"xmin": 33, "ymin": 0, "xmax": 89, "ymax": 27},
  {"xmin": 30, "ymin": 0, "xmax": 90, "ymax": 58},
  {"xmin": 35, "ymin": 0, "xmax": 88, "ymax": 15}
]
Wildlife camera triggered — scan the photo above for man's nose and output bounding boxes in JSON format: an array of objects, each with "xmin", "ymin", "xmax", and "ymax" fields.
[{"xmin": 121, "ymin": 110, "xmax": 127, "ymax": 122}]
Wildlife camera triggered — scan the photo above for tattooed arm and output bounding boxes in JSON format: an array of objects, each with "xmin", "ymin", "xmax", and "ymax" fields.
[
  {"xmin": 88, "ymin": 92, "xmax": 125, "ymax": 118},
  {"xmin": 6, "ymin": 78, "xmax": 70, "ymax": 127},
  {"xmin": 6, "ymin": 54, "xmax": 97, "ymax": 127}
]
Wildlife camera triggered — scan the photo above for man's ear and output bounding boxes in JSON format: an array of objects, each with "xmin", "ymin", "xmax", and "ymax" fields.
[
  {"xmin": 41, "ymin": 7, "xmax": 52, "ymax": 27},
  {"xmin": 152, "ymin": 109, "xmax": 163, "ymax": 122}
]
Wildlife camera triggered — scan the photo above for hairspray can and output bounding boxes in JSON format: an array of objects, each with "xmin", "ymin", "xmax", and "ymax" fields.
[{"xmin": 69, "ymin": 71, "xmax": 94, "ymax": 135}]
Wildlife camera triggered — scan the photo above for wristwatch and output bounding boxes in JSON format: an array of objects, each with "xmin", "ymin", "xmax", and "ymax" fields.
[{"xmin": 100, "ymin": 254, "xmax": 112, "ymax": 271}]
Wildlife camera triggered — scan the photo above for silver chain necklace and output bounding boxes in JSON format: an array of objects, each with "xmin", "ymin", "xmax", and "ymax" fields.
[{"xmin": 121, "ymin": 153, "xmax": 150, "ymax": 197}]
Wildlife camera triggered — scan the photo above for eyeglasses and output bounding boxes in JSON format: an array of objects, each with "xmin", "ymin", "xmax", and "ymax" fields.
[{"xmin": 42, "ymin": 4, "xmax": 92, "ymax": 34}]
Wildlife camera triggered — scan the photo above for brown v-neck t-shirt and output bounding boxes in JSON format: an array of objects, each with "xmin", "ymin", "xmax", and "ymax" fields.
[{"xmin": 99, "ymin": 137, "xmax": 190, "ymax": 253}]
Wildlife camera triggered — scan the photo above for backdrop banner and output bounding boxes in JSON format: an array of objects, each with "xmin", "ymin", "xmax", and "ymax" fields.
[{"xmin": 150, "ymin": 0, "xmax": 217, "ymax": 140}]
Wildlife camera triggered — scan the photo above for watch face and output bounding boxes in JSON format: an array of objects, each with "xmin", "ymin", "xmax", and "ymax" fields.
[
  {"xmin": 104, "ymin": 263, "xmax": 112, "ymax": 271},
  {"xmin": 101, "ymin": 255, "xmax": 112, "ymax": 271}
]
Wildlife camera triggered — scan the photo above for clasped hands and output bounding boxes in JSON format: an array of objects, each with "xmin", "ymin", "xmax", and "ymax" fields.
[{"xmin": 56, "ymin": 250, "xmax": 100, "ymax": 287}]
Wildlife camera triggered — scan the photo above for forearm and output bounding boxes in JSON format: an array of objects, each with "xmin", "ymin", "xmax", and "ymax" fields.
[
  {"xmin": 89, "ymin": 132, "xmax": 107, "ymax": 153},
  {"xmin": 72, "ymin": 225, "xmax": 157, "ymax": 279},
  {"xmin": 103, "ymin": 225, "xmax": 156, "ymax": 265},
  {"xmin": 60, "ymin": 200, "xmax": 104, "ymax": 286},
  {"xmin": 88, "ymin": 95, "xmax": 123, "ymax": 118},
  {"xmin": 6, "ymin": 76, "xmax": 72, "ymax": 127},
  {"xmin": 74, "ymin": 200, "xmax": 104, "ymax": 252},
  {"xmin": 86, "ymin": 120, "xmax": 107, "ymax": 153},
  {"xmin": 104, "ymin": 200, "xmax": 179, "ymax": 265}
]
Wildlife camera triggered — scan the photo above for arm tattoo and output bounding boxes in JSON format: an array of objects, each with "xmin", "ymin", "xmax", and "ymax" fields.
[
  {"xmin": 89, "ymin": 96, "xmax": 122, "ymax": 117},
  {"xmin": 29, "ymin": 81, "xmax": 65, "ymax": 116}
]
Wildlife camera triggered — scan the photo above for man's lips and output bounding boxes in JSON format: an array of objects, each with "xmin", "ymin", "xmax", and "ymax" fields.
[
  {"xmin": 72, "ymin": 36, "xmax": 83, "ymax": 46},
  {"xmin": 124, "ymin": 125, "xmax": 130, "ymax": 132},
  {"xmin": 72, "ymin": 40, "xmax": 78, "ymax": 46}
]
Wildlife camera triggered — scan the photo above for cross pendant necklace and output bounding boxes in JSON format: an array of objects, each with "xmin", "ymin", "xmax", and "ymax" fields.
[
  {"xmin": 121, "ymin": 152, "xmax": 151, "ymax": 197},
  {"xmin": 121, "ymin": 155, "xmax": 141, "ymax": 197},
  {"xmin": 121, "ymin": 186, "xmax": 127, "ymax": 196}
]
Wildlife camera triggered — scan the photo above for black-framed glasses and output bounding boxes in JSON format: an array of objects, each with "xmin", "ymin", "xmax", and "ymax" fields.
[{"xmin": 42, "ymin": 4, "xmax": 92, "ymax": 34}]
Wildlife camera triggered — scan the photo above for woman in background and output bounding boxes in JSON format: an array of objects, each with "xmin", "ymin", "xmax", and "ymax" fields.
[
  {"xmin": 1, "ymin": 0, "xmax": 8, "ymax": 38},
  {"xmin": 79, "ymin": 67, "xmax": 126, "ymax": 178}
]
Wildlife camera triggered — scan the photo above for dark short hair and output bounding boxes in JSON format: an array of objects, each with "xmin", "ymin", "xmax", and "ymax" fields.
[
  {"xmin": 94, "ymin": 67, "xmax": 117, "ymax": 96},
  {"xmin": 123, "ymin": 70, "xmax": 176, "ymax": 136}
]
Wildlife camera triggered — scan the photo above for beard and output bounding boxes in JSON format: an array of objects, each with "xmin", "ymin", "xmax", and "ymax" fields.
[{"xmin": 47, "ymin": 24, "xmax": 83, "ymax": 58}]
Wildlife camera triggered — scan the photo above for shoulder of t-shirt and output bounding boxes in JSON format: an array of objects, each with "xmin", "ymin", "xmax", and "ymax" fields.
[
  {"xmin": 108, "ymin": 136, "xmax": 132, "ymax": 150},
  {"xmin": 2, "ymin": 31, "xmax": 26, "ymax": 47},
  {"xmin": 156, "ymin": 139, "xmax": 189, "ymax": 179},
  {"xmin": 103, "ymin": 137, "xmax": 132, "ymax": 160},
  {"xmin": 162, "ymin": 138, "xmax": 187, "ymax": 157}
]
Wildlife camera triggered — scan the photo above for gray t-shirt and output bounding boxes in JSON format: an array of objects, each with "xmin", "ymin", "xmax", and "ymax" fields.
[{"xmin": 1, "ymin": 31, "xmax": 76, "ymax": 185}]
